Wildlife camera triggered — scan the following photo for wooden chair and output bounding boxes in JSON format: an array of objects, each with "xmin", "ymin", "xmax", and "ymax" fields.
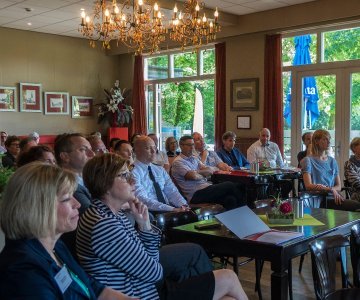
[
  {"xmin": 350, "ymin": 223, "xmax": 360, "ymax": 287},
  {"xmin": 309, "ymin": 235, "xmax": 352, "ymax": 300},
  {"xmin": 342, "ymin": 179, "xmax": 352, "ymax": 200}
]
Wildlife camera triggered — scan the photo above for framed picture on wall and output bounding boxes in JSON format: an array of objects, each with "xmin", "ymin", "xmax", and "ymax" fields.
[
  {"xmin": 72, "ymin": 96, "xmax": 93, "ymax": 118},
  {"xmin": 230, "ymin": 78, "xmax": 259, "ymax": 111},
  {"xmin": 44, "ymin": 92, "xmax": 69, "ymax": 115},
  {"xmin": 237, "ymin": 115, "xmax": 251, "ymax": 129},
  {"xmin": 0, "ymin": 86, "xmax": 17, "ymax": 111},
  {"xmin": 20, "ymin": 83, "xmax": 42, "ymax": 112}
]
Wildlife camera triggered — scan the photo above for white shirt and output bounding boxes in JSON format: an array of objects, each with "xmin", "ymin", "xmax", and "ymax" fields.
[
  {"xmin": 152, "ymin": 150, "xmax": 169, "ymax": 167},
  {"xmin": 247, "ymin": 140, "xmax": 284, "ymax": 168},
  {"xmin": 132, "ymin": 160, "xmax": 187, "ymax": 212}
]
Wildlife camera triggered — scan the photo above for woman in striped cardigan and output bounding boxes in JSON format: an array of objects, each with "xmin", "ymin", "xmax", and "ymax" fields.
[{"xmin": 77, "ymin": 153, "xmax": 247, "ymax": 300}]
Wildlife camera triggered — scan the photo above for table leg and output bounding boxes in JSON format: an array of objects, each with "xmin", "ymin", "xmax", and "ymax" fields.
[{"xmin": 271, "ymin": 268, "xmax": 288, "ymax": 300}]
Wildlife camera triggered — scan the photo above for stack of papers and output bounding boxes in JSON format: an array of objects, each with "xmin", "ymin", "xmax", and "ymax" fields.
[{"xmin": 215, "ymin": 206, "xmax": 304, "ymax": 245}]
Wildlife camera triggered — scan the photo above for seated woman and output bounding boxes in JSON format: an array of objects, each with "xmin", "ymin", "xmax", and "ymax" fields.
[
  {"xmin": 165, "ymin": 136, "xmax": 180, "ymax": 165},
  {"xmin": 301, "ymin": 129, "xmax": 360, "ymax": 211},
  {"xmin": 0, "ymin": 162, "xmax": 131, "ymax": 299},
  {"xmin": 77, "ymin": 153, "xmax": 247, "ymax": 300},
  {"xmin": 17, "ymin": 145, "xmax": 57, "ymax": 167},
  {"xmin": 344, "ymin": 137, "xmax": 360, "ymax": 202}
]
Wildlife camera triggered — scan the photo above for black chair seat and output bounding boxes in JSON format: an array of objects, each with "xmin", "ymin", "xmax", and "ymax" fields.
[{"xmin": 324, "ymin": 288, "xmax": 360, "ymax": 300}]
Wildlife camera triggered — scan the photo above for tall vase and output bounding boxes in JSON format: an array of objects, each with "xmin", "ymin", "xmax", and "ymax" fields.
[{"xmin": 107, "ymin": 127, "xmax": 129, "ymax": 146}]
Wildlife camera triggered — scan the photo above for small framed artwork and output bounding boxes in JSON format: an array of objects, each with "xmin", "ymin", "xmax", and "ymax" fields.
[
  {"xmin": 237, "ymin": 116, "xmax": 251, "ymax": 129},
  {"xmin": 20, "ymin": 83, "xmax": 42, "ymax": 112},
  {"xmin": 230, "ymin": 78, "xmax": 259, "ymax": 111},
  {"xmin": 44, "ymin": 92, "xmax": 70, "ymax": 115},
  {"xmin": 0, "ymin": 86, "xmax": 17, "ymax": 111},
  {"xmin": 72, "ymin": 96, "xmax": 93, "ymax": 118}
]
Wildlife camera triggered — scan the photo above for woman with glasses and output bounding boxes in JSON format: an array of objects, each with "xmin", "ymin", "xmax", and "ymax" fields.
[
  {"xmin": 77, "ymin": 153, "xmax": 247, "ymax": 300},
  {"xmin": 0, "ymin": 162, "xmax": 134, "ymax": 299},
  {"xmin": 165, "ymin": 136, "xmax": 180, "ymax": 165},
  {"xmin": 2, "ymin": 135, "xmax": 20, "ymax": 168}
]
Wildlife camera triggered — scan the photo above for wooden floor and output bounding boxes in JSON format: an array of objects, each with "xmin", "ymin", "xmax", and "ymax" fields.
[{"xmin": 218, "ymin": 254, "xmax": 352, "ymax": 300}]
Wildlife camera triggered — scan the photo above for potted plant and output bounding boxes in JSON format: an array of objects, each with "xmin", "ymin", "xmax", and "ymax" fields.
[
  {"xmin": 266, "ymin": 194, "xmax": 294, "ymax": 224},
  {"xmin": 0, "ymin": 166, "xmax": 14, "ymax": 198},
  {"xmin": 96, "ymin": 80, "xmax": 133, "ymax": 128}
]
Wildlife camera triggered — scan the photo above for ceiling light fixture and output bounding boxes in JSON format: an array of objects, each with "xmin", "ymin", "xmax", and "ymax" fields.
[{"xmin": 79, "ymin": 0, "xmax": 220, "ymax": 55}]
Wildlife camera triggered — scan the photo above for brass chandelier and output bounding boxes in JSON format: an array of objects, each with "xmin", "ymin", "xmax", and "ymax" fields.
[{"xmin": 79, "ymin": 0, "xmax": 220, "ymax": 54}]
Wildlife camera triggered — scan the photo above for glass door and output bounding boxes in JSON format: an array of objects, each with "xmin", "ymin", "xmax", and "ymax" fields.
[{"xmin": 290, "ymin": 68, "xmax": 360, "ymax": 181}]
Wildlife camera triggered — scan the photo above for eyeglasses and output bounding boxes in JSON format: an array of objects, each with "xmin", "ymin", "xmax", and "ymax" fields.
[
  {"xmin": 116, "ymin": 171, "xmax": 135, "ymax": 182},
  {"xmin": 10, "ymin": 143, "xmax": 20, "ymax": 147},
  {"xmin": 181, "ymin": 143, "xmax": 195, "ymax": 147},
  {"xmin": 94, "ymin": 148, "xmax": 108, "ymax": 154}
]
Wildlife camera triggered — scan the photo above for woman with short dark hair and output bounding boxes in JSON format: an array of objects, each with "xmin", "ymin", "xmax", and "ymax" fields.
[
  {"xmin": 17, "ymin": 145, "xmax": 56, "ymax": 167},
  {"xmin": 77, "ymin": 153, "xmax": 247, "ymax": 300}
]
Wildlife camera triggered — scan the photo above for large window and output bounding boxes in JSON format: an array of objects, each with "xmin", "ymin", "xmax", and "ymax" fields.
[
  {"xmin": 281, "ymin": 25, "xmax": 360, "ymax": 177},
  {"xmin": 144, "ymin": 47, "xmax": 215, "ymax": 149}
]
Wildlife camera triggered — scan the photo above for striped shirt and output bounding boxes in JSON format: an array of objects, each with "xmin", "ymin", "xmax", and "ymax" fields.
[{"xmin": 76, "ymin": 199, "xmax": 163, "ymax": 300}]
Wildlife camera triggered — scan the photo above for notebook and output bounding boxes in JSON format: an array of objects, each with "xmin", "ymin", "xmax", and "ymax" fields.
[{"xmin": 215, "ymin": 206, "xmax": 303, "ymax": 244}]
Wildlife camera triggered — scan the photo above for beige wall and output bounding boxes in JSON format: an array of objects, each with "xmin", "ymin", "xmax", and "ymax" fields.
[{"xmin": 0, "ymin": 27, "xmax": 120, "ymax": 136}]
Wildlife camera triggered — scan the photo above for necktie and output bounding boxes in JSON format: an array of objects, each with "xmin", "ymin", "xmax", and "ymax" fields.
[{"xmin": 148, "ymin": 165, "xmax": 168, "ymax": 204}]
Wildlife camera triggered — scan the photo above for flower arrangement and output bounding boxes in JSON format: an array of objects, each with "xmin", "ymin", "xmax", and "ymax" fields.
[
  {"xmin": 266, "ymin": 194, "xmax": 294, "ymax": 224},
  {"xmin": 96, "ymin": 80, "xmax": 133, "ymax": 127}
]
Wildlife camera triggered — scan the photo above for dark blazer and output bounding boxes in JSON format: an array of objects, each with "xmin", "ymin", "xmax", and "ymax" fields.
[
  {"xmin": 1, "ymin": 152, "xmax": 16, "ymax": 168},
  {"xmin": 74, "ymin": 184, "xmax": 92, "ymax": 215},
  {"xmin": 217, "ymin": 147, "xmax": 249, "ymax": 169},
  {"xmin": 0, "ymin": 238, "xmax": 104, "ymax": 299}
]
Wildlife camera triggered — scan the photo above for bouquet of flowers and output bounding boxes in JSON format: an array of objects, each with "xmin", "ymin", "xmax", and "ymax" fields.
[
  {"xmin": 96, "ymin": 80, "xmax": 133, "ymax": 127},
  {"xmin": 266, "ymin": 194, "xmax": 294, "ymax": 224}
]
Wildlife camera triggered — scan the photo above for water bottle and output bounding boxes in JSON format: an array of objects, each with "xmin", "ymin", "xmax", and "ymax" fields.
[{"xmin": 292, "ymin": 198, "xmax": 304, "ymax": 218}]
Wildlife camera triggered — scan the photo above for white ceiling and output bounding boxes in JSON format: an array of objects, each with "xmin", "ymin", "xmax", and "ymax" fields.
[{"xmin": 0, "ymin": 0, "xmax": 316, "ymax": 38}]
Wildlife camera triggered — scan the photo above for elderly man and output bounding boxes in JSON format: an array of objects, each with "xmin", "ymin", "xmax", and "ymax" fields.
[
  {"xmin": 87, "ymin": 135, "xmax": 108, "ymax": 156},
  {"xmin": 192, "ymin": 132, "xmax": 232, "ymax": 171},
  {"xmin": 171, "ymin": 135, "xmax": 246, "ymax": 210},
  {"xmin": 217, "ymin": 131, "xmax": 249, "ymax": 170},
  {"xmin": 247, "ymin": 128, "xmax": 292, "ymax": 198},
  {"xmin": 247, "ymin": 128, "xmax": 284, "ymax": 168},
  {"xmin": 147, "ymin": 133, "xmax": 170, "ymax": 172},
  {"xmin": 132, "ymin": 136, "xmax": 189, "ymax": 212},
  {"xmin": 55, "ymin": 133, "xmax": 95, "ymax": 214}
]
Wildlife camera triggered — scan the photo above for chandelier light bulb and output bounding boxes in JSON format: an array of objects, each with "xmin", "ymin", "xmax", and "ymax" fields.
[{"xmin": 78, "ymin": 0, "xmax": 221, "ymax": 54}]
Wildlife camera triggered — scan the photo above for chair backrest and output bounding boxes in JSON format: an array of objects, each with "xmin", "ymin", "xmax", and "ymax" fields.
[
  {"xmin": 342, "ymin": 179, "xmax": 352, "ymax": 199},
  {"xmin": 350, "ymin": 223, "xmax": 360, "ymax": 287},
  {"xmin": 309, "ymin": 235, "xmax": 350, "ymax": 300}
]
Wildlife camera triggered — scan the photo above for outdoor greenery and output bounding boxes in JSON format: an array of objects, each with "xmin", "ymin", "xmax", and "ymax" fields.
[
  {"xmin": 282, "ymin": 27, "xmax": 360, "ymax": 132},
  {"xmin": 146, "ymin": 49, "xmax": 215, "ymax": 145}
]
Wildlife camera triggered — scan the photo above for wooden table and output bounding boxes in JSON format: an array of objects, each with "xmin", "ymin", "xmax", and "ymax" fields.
[
  {"xmin": 167, "ymin": 208, "xmax": 360, "ymax": 300},
  {"xmin": 211, "ymin": 168, "xmax": 301, "ymax": 202}
]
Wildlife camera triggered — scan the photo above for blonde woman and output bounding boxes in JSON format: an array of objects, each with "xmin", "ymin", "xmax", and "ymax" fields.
[
  {"xmin": 301, "ymin": 129, "xmax": 360, "ymax": 211},
  {"xmin": 0, "ymin": 163, "xmax": 133, "ymax": 299}
]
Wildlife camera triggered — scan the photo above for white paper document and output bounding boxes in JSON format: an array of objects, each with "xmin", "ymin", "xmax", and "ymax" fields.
[{"xmin": 215, "ymin": 206, "xmax": 303, "ymax": 244}]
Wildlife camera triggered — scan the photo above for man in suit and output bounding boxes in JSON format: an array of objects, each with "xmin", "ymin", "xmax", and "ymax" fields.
[
  {"xmin": 54, "ymin": 133, "xmax": 95, "ymax": 215},
  {"xmin": 132, "ymin": 135, "xmax": 189, "ymax": 212}
]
